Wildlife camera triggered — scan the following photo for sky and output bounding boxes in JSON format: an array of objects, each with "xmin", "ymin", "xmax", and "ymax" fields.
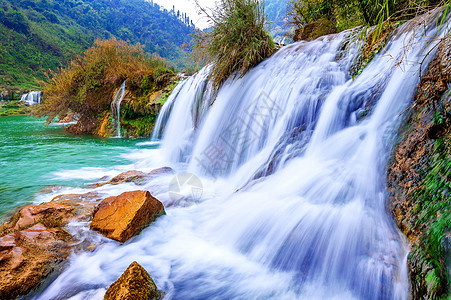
[{"xmin": 152, "ymin": 0, "xmax": 217, "ymax": 29}]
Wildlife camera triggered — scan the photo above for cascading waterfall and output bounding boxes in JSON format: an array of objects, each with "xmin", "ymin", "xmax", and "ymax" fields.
[
  {"xmin": 111, "ymin": 80, "xmax": 127, "ymax": 137},
  {"xmin": 37, "ymin": 10, "xmax": 449, "ymax": 300},
  {"xmin": 20, "ymin": 91, "xmax": 41, "ymax": 106}
]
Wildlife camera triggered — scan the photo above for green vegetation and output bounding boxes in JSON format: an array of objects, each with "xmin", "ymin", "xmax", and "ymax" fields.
[
  {"xmin": 193, "ymin": 0, "xmax": 276, "ymax": 90},
  {"xmin": 0, "ymin": 0, "xmax": 194, "ymax": 90},
  {"xmin": 0, "ymin": 101, "xmax": 31, "ymax": 116},
  {"xmin": 288, "ymin": 0, "xmax": 446, "ymax": 32},
  {"xmin": 34, "ymin": 38, "xmax": 176, "ymax": 136},
  {"xmin": 411, "ymin": 106, "xmax": 451, "ymax": 298}
]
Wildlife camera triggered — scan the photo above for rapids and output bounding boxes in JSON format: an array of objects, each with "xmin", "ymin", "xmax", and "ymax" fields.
[{"xmin": 35, "ymin": 10, "xmax": 449, "ymax": 300}]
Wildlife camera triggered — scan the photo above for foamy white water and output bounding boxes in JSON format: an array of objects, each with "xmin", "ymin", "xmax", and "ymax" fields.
[{"xmin": 36, "ymin": 10, "xmax": 449, "ymax": 300}]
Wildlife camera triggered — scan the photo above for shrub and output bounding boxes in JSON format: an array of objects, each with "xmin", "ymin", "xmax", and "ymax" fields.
[
  {"xmin": 35, "ymin": 38, "xmax": 173, "ymax": 134},
  {"xmin": 289, "ymin": 0, "xmax": 447, "ymax": 32},
  {"xmin": 193, "ymin": 0, "xmax": 275, "ymax": 90}
]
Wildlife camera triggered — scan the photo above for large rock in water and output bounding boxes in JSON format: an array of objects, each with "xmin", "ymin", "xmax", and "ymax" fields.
[
  {"xmin": 91, "ymin": 167, "xmax": 175, "ymax": 188},
  {"xmin": 90, "ymin": 191, "xmax": 165, "ymax": 243},
  {"xmin": 104, "ymin": 261, "xmax": 160, "ymax": 300},
  {"xmin": 0, "ymin": 192, "xmax": 102, "ymax": 298}
]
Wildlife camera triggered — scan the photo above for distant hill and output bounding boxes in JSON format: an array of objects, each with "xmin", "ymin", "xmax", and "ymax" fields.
[
  {"xmin": 265, "ymin": 0, "xmax": 290, "ymax": 41},
  {"xmin": 0, "ymin": 0, "xmax": 195, "ymax": 90}
]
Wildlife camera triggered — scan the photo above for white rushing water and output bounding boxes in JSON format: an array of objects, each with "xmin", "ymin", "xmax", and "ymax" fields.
[
  {"xmin": 20, "ymin": 91, "xmax": 41, "ymax": 106},
  {"xmin": 111, "ymin": 80, "xmax": 127, "ymax": 137},
  {"xmin": 36, "ymin": 10, "xmax": 449, "ymax": 300}
]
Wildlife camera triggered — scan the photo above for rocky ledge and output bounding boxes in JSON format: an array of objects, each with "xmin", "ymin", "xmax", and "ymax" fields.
[
  {"xmin": 387, "ymin": 36, "xmax": 451, "ymax": 298},
  {"xmin": 0, "ymin": 169, "xmax": 167, "ymax": 298}
]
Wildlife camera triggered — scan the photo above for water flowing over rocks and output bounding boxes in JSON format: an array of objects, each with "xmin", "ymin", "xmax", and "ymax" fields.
[
  {"xmin": 104, "ymin": 261, "xmax": 161, "ymax": 300},
  {"xmin": 30, "ymin": 8, "xmax": 451, "ymax": 300},
  {"xmin": 90, "ymin": 191, "xmax": 165, "ymax": 243},
  {"xmin": 0, "ymin": 192, "xmax": 103, "ymax": 298},
  {"xmin": 387, "ymin": 35, "xmax": 451, "ymax": 299},
  {"xmin": 92, "ymin": 167, "xmax": 174, "ymax": 188}
]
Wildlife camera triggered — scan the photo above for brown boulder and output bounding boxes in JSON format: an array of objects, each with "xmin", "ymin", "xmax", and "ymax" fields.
[
  {"xmin": 0, "ymin": 192, "xmax": 102, "ymax": 232},
  {"xmin": 293, "ymin": 18, "xmax": 337, "ymax": 42},
  {"xmin": 90, "ymin": 191, "xmax": 165, "ymax": 243},
  {"xmin": 0, "ymin": 224, "xmax": 73, "ymax": 299},
  {"xmin": 104, "ymin": 261, "xmax": 160, "ymax": 300}
]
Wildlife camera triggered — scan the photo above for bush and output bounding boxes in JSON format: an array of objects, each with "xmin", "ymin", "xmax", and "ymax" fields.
[
  {"xmin": 35, "ymin": 38, "xmax": 173, "ymax": 134},
  {"xmin": 289, "ymin": 0, "xmax": 447, "ymax": 32},
  {"xmin": 193, "ymin": 0, "xmax": 275, "ymax": 90}
]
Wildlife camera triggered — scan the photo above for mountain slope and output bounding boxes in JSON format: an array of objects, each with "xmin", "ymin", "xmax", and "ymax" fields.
[{"xmin": 0, "ymin": 0, "xmax": 194, "ymax": 90}]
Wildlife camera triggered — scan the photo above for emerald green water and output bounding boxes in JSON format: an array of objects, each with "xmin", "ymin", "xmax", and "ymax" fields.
[{"xmin": 0, "ymin": 116, "xmax": 144, "ymax": 217}]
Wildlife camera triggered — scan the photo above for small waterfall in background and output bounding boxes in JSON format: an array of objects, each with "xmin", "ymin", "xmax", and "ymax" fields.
[
  {"xmin": 0, "ymin": 91, "xmax": 3, "ymax": 101},
  {"xmin": 111, "ymin": 80, "xmax": 127, "ymax": 137},
  {"xmin": 37, "ymin": 10, "xmax": 449, "ymax": 300},
  {"xmin": 20, "ymin": 91, "xmax": 41, "ymax": 106}
]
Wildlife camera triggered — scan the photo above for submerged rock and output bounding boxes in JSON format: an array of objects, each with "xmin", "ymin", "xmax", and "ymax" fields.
[
  {"xmin": 92, "ymin": 167, "xmax": 174, "ymax": 188},
  {"xmin": 0, "ymin": 192, "xmax": 102, "ymax": 298},
  {"xmin": 104, "ymin": 261, "xmax": 160, "ymax": 300},
  {"xmin": 90, "ymin": 191, "xmax": 165, "ymax": 243}
]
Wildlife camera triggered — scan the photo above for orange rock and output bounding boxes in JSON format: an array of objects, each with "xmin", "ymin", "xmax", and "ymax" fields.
[
  {"xmin": 0, "ymin": 192, "xmax": 102, "ymax": 298},
  {"xmin": 104, "ymin": 261, "xmax": 160, "ymax": 300},
  {"xmin": 4, "ymin": 192, "xmax": 102, "ymax": 231},
  {"xmin": 0, "ymin": 223, "xmax": 73, "ymax": 299},
  {"xmin": 90, "ymin": 191, "xmax": 165, "ymax": 243}
]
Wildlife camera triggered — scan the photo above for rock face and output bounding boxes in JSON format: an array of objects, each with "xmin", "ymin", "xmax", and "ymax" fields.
[
  {"xmin": 293, "ymin": 18, "xmax": 337, "ymax": 42},
  {"xmin": 104, "ymin": 261, "xmax": 160, "ymax": 300},
  {"xmin": 387, "ymin": 36, "xmax": 451, "ymax": 299},
  {"xmin": 90, "ymin": 191, "xmax": 165, "ymax": 243},
  {"xmin": 0, "ymin": 192, "xmax": 102, "ymax": 299}
]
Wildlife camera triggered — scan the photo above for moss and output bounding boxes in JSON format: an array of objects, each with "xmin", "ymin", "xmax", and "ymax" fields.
[
  {"xmin": 122, "ymin": 116, "xmax": 157, "ymax": 137},
  {"xmin": 388, "ymin": 37, "xmax": 451, "ymax": 299}
]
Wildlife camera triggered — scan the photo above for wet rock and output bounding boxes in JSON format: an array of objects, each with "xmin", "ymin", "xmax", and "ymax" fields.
[
  {"xmin": 147, "ymin": 167, "xmax": 174, "ymax": 176},
  {"xmin": 387, "ymin": 36, "xmax": 451, "ymax": 299},
  {"xmin": 0, "ymin": 192, "xmax": 103, "ymax": 298},
  {"xmin": 107, "ymin": 170, "xmax": 148, "ymax": 185},
  {"xmin": 293, "ymin": 18, "xmax": 337, "ymax": 42},
  {"xmin": 90, "ymin": 191, "xmax": 165, "ymax": 243},
  {"xmin": 104, "ymin": 261, "xmax": 160, "ymax": 300},
  {"xmin": 92, "ymin": 167, "xmax": 174, "ymax": 188},
  {"xmin": 57, "ymin": 112, "xmax": 77, "ymax": 123},
  {"xmin": 1, "ymin": 192, "xmax": 103, "ymax": 232},
  {"xmin": 37, "ymin": 185, "xmax": 64, "ymax": 195},
  {"xmin": 0, "ymin": 224, "xmax": 73, "ymax": 299}
]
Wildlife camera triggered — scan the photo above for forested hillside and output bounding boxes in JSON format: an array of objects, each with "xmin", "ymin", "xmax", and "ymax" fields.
[
  {"xmin": 265, "ymin": 0, "xmax": 290, "ymax": 39},
  {"xmin": 0, "ymin": 0, "xmax": 194, "ymax": 90}
]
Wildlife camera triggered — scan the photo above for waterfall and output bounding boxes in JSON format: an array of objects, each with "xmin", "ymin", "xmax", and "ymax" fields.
[
  {"xmin": 111, "ymin": 81, "xmax": 127, "ymax": 137},
  {"xmin": 1, "ymin": 91, "xmax": 3, "ymax": 101},
  {"xmin": 20, "ymin": 91, "xmax": 41, "ymax": 106},
  {"xmin": 38, "ymin": 10, "xmax": 449, "ymax": 300}
]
